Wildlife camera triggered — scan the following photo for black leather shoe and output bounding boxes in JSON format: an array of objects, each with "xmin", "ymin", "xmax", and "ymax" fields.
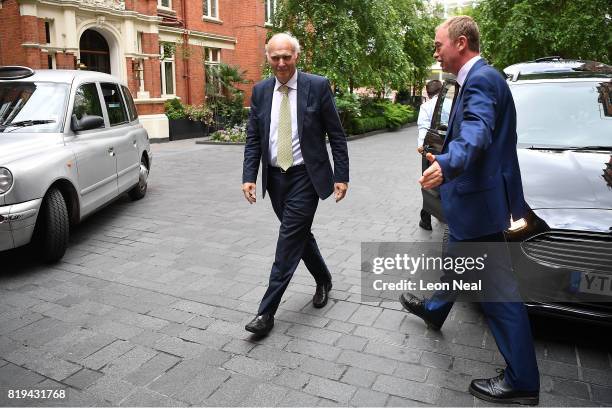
[
  {"xmin": 245, "ymin": 314, "xmax": 274, "ymax": 336},
  {"xmin": 469, "ymin": 370, "xmax": 539, "ymax": 406},
  {"xmin": 313, "ymin": 282, "xmax": 332, "ymax": 308},
  {"xmin": 399, "ymin": 292, "xmax": 442, "ymax": 330},
  {"xmin": 419, "ymin": 219, "xmax": 432, "ymax": 231},
  {"xmin": 419, "ymin": 210, "xmax": 432, "ymax": 231}
]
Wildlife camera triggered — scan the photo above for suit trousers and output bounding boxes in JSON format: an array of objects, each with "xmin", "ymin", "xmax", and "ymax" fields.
[
  {"xmin": 257, "ymin": 165, "xmax": 332, "ymax": 316},
  {"xmin": 424, "ymin": 232, "xmax": 540, "ymax": 391}
]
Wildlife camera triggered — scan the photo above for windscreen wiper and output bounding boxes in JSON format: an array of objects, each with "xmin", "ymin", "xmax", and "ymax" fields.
[
  {"xmin": 0, "ymin": 119, "xmax": 56, "ymax": 131},
  {"xmin": 525, "ymin": 145, "xmax": 569, "ymax": 151},
  {"xmin": 526, "ymin": 145, "xmax": 612, "ymax": 151},
  {"xmin": 568, "ymin": 146, "xmax": 612, "ymax": 152}
]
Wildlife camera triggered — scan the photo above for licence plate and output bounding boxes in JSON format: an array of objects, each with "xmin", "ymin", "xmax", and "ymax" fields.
[{"xmin": 574, "ymin": 272, "xmax": 612, "ymax": 296}]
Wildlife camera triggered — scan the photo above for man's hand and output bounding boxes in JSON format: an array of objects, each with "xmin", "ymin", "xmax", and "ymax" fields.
[
  {"xmin": 419, "ymin": 153, "xmax": 444, "ymax": 189},
  {"xmin": 242, "ymin": 182, "xmax": 257, "ymax": 204},
  {"xmin": 334, "ymin": 182, "xmax": 348, "ymax": 203},
  {"xmin": 417, "ymin": 146, "xmax": 424, "ymax": 155}
]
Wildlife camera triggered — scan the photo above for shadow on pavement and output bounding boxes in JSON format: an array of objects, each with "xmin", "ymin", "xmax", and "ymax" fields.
[
  {"xmin": 0, "ymin": 195, "xmax": 133, "ymax": 276},
  {"xmin": 0, "ymin": 245, "xmax": 43, "ymax": 275},
  {"xmin": 530, "ymin": 313, "xmax": 612, "ymax": 351}
]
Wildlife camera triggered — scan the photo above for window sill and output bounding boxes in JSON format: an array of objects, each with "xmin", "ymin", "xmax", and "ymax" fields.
[
  {"xmin": 157, "ymin": 6, "xmax": 176, "ymax": 14},
  {"xmin": 134, "ymin": 95, "xmax": 180, "ymax": 104},
  {"xmin": 202, "ymin": 16, "xmax": 223, "ymax": 24}
]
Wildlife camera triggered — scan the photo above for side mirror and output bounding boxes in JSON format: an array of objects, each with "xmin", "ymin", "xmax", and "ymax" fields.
[{"xmin": 71, "ymin": 114, "xmax": 104, "ymax": 132}]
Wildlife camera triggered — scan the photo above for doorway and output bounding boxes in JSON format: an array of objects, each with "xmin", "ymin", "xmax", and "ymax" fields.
[{"xmin": 79, "ymin": 29, "xmax": 110, "ymax": 74}]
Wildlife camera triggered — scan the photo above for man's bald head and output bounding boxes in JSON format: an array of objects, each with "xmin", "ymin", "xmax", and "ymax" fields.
[{"xmin": 266, "ymin": 32, "xmax": 301, "ymax": 84}]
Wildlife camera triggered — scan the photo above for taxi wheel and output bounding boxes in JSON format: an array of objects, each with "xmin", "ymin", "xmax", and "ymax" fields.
[
  {"xmin": 128, "ymin": 156, "xmax": 149, "ymax": 201},
  {"xmin": 34, "ymin": 188, "xmax": 69, "ymax": 263}
]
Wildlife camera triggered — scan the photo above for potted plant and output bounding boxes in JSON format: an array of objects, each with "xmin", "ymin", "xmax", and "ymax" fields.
[{"xmin": 165, "ymin": 98, "xmax": 214, "ymax": 141}]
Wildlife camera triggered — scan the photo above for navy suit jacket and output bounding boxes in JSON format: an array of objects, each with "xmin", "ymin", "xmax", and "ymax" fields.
[
  {"xmin": 242, "ymin": 71, "xmax": 349, "ymax": 200},
  {"xmin": 436, "ymin": 59, "xmax": 528, "ymax": 240}
]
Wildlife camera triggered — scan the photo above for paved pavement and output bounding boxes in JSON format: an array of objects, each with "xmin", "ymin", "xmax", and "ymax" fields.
[{"xmin": 0, "ymin": 126, "xmax": 611, "ymax": 407}]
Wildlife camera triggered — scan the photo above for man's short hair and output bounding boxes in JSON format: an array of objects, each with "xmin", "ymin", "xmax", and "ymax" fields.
[
  {"xmin": 439, "ymin": 15, "xmax": 480, "ymax": 53},
  {"xmin": 265, "ymin": 32, "xmax": 301, "ymax": 55},
  {"xmin": 426, "ymin": 80, "xmax": 443, "ymax": 98}
]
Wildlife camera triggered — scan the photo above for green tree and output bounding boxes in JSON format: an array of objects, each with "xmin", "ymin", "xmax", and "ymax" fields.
[
  {"xmin": 472, "ymin": 0, "xmax": 611, "ymax": 69},
  {"xmin": 272, "ymin": 0, "xmax": 415, "ymax": 93},
  {"xmin": 395, "ymin": 0, "xmax": 442, "ymax": 99}
]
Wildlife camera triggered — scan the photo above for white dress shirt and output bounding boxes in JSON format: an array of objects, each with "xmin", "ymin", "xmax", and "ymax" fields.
[
  {"xmin": 456, "ymin": 55, "xmax": 482, "ymax": 88},
  {"xmin": 417, "ymin": 95, "xmax": 438, "ymax": 147},
  {"xmin": 269, "ymin": 70, "xmax": 304, "ymax": 167}
]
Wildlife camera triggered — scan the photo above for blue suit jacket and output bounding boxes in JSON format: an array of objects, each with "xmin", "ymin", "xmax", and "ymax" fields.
[
  {"xmin": 242, "ymin": 71, "xmax": 349, "ymax": 199},
  {"xmin": 436, "ymin": 59, "xmax": 527, "ymax": 240}
]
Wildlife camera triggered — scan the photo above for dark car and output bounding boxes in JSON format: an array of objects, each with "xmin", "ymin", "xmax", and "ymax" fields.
[{"xmin": 421, "ymin": 57, "xmax": 612, "ymax": 323}]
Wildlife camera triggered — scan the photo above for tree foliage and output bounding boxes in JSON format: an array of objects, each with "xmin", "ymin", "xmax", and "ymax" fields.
[
  {"xmin": 271, "ymin": 0, "xmax": 439, "ymax": 93},
  {"xmin": 472, "ymin": 0, "xmax": 611, "ymax": 69},
  {"xmin": 395, "ymin": 0, "xmax": 442, "ymax": 96}
]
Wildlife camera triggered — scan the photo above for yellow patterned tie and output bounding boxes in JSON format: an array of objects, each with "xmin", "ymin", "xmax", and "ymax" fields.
[{"xmin": 277, "ymin": 84, "xmax": 293, "ymax": 171}]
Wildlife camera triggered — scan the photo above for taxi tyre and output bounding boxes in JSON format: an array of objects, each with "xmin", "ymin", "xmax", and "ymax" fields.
[
  {"xmin": 34, "ymin": 187, "xmax": 69, "ymax": 263},
  {"xmin": 128, "ymin": 155, "xmax": 149, "ymax": 201}
]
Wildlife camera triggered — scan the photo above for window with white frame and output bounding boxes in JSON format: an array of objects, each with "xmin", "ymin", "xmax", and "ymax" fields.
[
  {"xmin": 265, "ymin": 0, "xmax": 276, "ymax": 25},
  {"xmin": 158, "ymin": 0, "xmax": 171, "ymax": 9},
  {"xmin": 160, "ymin": 43, "xmax": 176, "ymax": 96},
  {"xmin": 205, "ymin": 47, "xmax": 222, "ymax": 96},
  {"xmin": 205, "ymin": 48, "xmax": 221, "ymax": 65},
  {"xmin": 203, "ymin": 0, "xmax": 218, "ymax": 19}
]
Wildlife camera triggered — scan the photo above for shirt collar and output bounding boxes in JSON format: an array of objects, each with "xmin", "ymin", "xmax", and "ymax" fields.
[
  {"xmin": 457, "ymin": 55, "xmax": 482, "ymax": 87},
  {"xmin": 275, "ymin": 70, "xmax": 298, "ymax": 91}
]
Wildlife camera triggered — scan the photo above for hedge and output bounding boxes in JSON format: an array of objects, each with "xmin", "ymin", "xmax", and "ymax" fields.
[
  {"xmin": 350, "ymin": 116, "xmax": 388, "ymax": 135},
  {"xmin": 382, "ymin": 103, "xmax": 414, "ymax": 129}
]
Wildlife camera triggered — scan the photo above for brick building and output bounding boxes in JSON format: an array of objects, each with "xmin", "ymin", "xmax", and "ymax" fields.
[{"xmin": 0, "ymin": 0, "xmax": 276, "ymax": 140}]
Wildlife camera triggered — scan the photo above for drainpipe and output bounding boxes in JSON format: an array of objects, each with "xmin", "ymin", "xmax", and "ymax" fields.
[{"xmin": 181, "ymin": 0, "xmax": 191, "ymax": 105}]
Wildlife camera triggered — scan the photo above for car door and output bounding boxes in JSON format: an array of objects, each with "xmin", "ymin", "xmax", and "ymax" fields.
[
  {"xmin": 99, "ymin": 82, "xmax": 139, "ymax": 194},
  {"xmin": 67, "ymin": 82, "xmax": 118, "ymax": 217},
  {"xmin": 421, "ymin": 79, "xmax": 458, "ymax": 223}
]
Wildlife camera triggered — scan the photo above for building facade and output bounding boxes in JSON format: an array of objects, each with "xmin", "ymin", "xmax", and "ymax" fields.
[
  {"xmin": 428, "ymin": 0, "xmax": 480, "ymax": 17},
  {"xmin": 0, "ymin": 0, "xmax": 276, "ymax": 140}
]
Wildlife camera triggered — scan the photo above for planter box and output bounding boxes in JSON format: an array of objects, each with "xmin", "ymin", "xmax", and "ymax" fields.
[{"xmin": 168, "ymin": 119, "xmax": 209, "ymax": 141}]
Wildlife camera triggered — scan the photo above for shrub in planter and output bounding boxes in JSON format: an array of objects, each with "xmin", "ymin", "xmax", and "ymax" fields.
[
  {"xmin": 185, "ymin": 104, "xmax": 214, "ymax": 125},
  {"xmin": 165, "ymin": 100, "xmax": 214, "ymax": 141},
  {"xmin": 164, "ymin": 98, "xmax": 186, "ymax": 120},
  {"xmin": 208, "ymin": 93, "xmax": 248, "ymax": 130}
]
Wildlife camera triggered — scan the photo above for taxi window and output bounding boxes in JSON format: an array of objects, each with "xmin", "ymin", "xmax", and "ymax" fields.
[
  {"xmin": 73, "ymin": 83, "xmax": 103, "ymax": 121},
  {"xmin": 121, "ymin": 85, "xmax": 138, "ymax": 121},
  {"xmin": 100, "ymin": 82, "xmax": 128, "ymax": 126}
]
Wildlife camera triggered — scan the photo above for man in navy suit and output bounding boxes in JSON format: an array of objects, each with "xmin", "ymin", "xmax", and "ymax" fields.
[
  {"xmin": 242, "ymin": 33, "xmax": 349, "ymax": 336},
  {"xmin": 400, "ymin": 16, "xmax": 540, "ymax": 405}
]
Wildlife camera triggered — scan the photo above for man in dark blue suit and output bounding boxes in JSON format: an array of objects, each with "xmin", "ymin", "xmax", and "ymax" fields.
[
  {"xmin": 242, "ymin": 33, "xmax": 349, "ymax": 336},
  {"xmin": 400, "ymin": 16, "xmax": 540, "ymax": 405}
]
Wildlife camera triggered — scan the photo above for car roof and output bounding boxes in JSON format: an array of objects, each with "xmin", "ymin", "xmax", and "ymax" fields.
[
  {"xmin": 0, "ymin": 67, "xmax": 124, "ymax": 85},
  {"xmin": 504, "ymin": 58, "xmax": 612, "ymax": 82}
]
